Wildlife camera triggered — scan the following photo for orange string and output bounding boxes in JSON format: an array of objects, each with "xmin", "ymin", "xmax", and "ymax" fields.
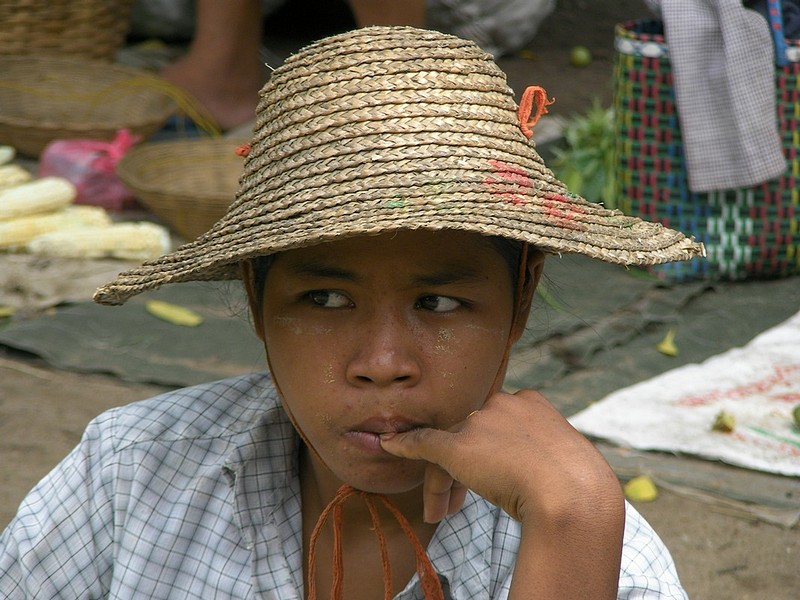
[
  {"xmin": 513, "ymin": 244, "xmax": 530, "ymax": 324},
  {"xmin": 306, "ymin": 485, "xmax": 353, "ymax": 600},
  {"xmin": 376, "ymin": 495, "xmax": 445, "ymax": 600},
  {"xmin": 306, "ymin": 485, "xmax": 445, "ymax": 600},
  {"xmin": 331, "ymin": 503, "xmax": 344, "ymax": 598},
  {"xmin": 517, "ymin": 86, "xmax": 555, "ymax": 139},
  {"xmin": 364, "ymin": 496, "xmax": 394, "ymax": 600}
]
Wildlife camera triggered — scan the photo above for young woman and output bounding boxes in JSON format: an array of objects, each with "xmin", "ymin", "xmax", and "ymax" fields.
[{"xmin": 0, "ymin": 26, "xmax": 702, "ymax": 599}]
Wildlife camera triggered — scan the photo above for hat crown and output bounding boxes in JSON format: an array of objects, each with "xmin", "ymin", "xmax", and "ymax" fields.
[
  {"xmin": 93, "ymin": 26, "xmax": 704, "ymax": 306},
  {"xmin": 231, "ymin": 26, "xmax": 544, "ymax": 220}
]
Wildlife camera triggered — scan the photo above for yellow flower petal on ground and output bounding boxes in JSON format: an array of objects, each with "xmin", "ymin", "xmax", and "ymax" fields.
[
  {"xmin": 145, "ymin": 300, "xmax": 203, "ymax": 327},
  {"xmin": 711, "ymin": 410, "xmax": 736, "ymax": 433},
  {"xmin": 656, "ymin": 328, "xmax": 679, "ymax": 356},
  {"xmin": 624, "ymin": 475, "xmax": 658, "ymax": 502}
]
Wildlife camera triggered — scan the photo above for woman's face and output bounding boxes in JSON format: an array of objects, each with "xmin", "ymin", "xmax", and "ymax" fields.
[{"xmin": 255, "ymin": 230, "xmax": 532, "ymax": 494}]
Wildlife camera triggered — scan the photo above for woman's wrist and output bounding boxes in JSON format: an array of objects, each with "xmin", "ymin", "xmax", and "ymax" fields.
[{"xmin": 512, "ymin": 484, "xmax": 626, "ymax": 600}]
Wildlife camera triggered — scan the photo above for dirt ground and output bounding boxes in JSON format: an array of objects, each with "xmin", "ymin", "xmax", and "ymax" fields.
[{"xmin": 1, "ymin": 1, "xmax": 798, "ymax": 598}]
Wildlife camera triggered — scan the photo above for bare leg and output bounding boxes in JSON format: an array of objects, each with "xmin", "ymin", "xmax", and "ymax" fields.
[
  {"xmin": 161, "ymin": 0, "xmax": 264, "ymax": 131},
  {"xmin": 349, "ymin": 0, "xmax": 426, "ymax": 27}
]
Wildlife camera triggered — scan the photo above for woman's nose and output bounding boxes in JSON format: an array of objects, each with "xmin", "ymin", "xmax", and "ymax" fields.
[{"xmin": 345, "ymin": 311, "xmax": 422, "ymax": 387}]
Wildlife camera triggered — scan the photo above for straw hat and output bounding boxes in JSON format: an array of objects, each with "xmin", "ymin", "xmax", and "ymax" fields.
[{"xmin": 95, "ymin": 26, "xmax": 704, "ymax": 305}]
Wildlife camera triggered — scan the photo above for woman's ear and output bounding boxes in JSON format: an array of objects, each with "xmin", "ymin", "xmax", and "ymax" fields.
[
  {"xmin": 240, "ymin": 261, "xmax": 266, "ymax": 342},
  {"xmin": 510, "ymin": 248, "xmax": 545, "ymax": 343}
]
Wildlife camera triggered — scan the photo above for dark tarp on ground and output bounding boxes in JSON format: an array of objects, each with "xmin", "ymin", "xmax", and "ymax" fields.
[
  {"xmin": 1, "ymin": 254, "xmax": 798, "ymax": 524},
  {"xmin": 0, "ymin": 279, "xmax": 263, "ymax": 387}
]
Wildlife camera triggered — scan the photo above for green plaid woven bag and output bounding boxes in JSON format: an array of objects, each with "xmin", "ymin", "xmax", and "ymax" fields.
[{"xmin": 613, "ymin": 19, "xmax": 800, "ymax": 281}]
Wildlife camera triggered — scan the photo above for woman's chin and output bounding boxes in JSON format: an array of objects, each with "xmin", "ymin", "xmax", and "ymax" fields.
[{"xmin": 334, "ymin": 462, "xmax": 426, "ymax": 497}]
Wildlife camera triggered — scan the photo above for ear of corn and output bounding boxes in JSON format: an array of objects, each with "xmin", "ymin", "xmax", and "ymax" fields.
[
  {"xmin": 0, "ymin": 206, "xmax": 112, "ymax": 249},
  {"xmin": 26, "ymin": 221, "xmax": 171, "ymax": 260},
  {"xmin": 0, "ymin": 165, "xmax": 33, "ymax": 190},
  {"xmin": 0, "ymin": 145, "xmax": 15, "ymax": 166},
  {"xmin": 0, "ymin": 177, "xmax": 76, "ymax": 220}
]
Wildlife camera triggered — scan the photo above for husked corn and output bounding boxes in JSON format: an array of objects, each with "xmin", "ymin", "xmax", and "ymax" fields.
[
  {"xmin": 0, "ymin": 145, "xmax": 14, "ymax": 166},
  {"xmin": 0, "ymin": 177, "xmax": 76, "ymax": 220},
  {"xmin": 0, "ymin": 165, "xmax": 32, "ymax": 190},
  {"xmin": 27, "ymin": 221, "xmax": 171, "ymax": 260},
  {"xmin": 0, "ymin": 206, "xmax": 112, "ymax": 249}
]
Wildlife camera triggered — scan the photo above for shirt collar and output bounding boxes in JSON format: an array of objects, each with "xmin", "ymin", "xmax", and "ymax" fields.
[{"xmin": 222, "ymin": 399, "xmax": 300, "ymax": 529}]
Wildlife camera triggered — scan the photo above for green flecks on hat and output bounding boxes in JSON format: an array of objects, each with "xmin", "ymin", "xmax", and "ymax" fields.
[{"xmin": 607, "ymin": 215, "xmax": 635, "ymax": 228}]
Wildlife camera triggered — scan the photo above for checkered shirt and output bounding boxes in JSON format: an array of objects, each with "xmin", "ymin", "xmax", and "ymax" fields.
[{"xmin": 0, "ymin": 373, "xmax": 687, "ymax": 599}]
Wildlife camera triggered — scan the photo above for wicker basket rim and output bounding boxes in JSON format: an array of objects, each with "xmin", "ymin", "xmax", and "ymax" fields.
[
  {"xmin": 0, "ymin": 55, "xmax": 178, "ymax": 126},
  {"xmin": 117, "ymin": 139, "xmax": 247, "ymax": 199}
]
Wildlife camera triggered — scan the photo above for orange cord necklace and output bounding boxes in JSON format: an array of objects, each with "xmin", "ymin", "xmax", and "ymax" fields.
[{"xmin": 306, "ymin": 485, "xmax": 445, "ymax": 600}]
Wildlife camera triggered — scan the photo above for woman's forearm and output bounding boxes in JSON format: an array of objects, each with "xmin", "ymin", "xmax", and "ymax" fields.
[{"xmin": 510, "ymin": 488, "xmax": 625, "ymax": 600}]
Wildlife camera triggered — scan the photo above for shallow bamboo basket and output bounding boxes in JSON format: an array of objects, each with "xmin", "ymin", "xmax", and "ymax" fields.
[
  {"xmin": 0, "ymin": 0, "xmax": 134, "ymax": 61},
  {"xmin": 0, "ymin": 55, "xmax": 177, "ymax": 157},
  {"xmin": 117, "ymin": 139, "xmax": 246, "ymax": 241}
]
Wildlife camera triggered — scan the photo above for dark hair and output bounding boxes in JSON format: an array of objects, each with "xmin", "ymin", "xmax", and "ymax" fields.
[
  {"xmin": 247, "ymin": 236, "xmax": 525, "ymax": 309},
  {"xmin": 488, "ymin": 237, "xmax": 525, "ymax": 289},
  {"xmin": 250, "ymin": 254, "xmax": 274, "ymax": 310}
]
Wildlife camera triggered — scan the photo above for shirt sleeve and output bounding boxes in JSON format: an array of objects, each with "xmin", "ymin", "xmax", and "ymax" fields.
[
  {"xmin": 617, "ymin": 502, "xmax": 688, "ymax": 599},
  {"xmin": 489, "ymin": 502, "xmax": 688, "ymax": 600},
  {"xmin": 0, "ymin": 411, "xmax": 119, "ymax": 599}
]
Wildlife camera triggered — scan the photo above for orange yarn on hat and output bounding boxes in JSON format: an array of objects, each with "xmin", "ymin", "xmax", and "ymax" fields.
[{"xmin": 518, "ymin": 86, "xmax": 555, "ymax": 139}]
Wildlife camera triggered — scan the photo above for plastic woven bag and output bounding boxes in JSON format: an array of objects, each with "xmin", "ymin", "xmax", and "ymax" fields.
[{"xmin": 613, "ymin": 19, "xmax": 800, "ymax": 281}]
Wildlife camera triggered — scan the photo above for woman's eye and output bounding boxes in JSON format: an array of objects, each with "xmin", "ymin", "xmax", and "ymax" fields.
[
  {"xmin": 417, "ymin": 295, "xmax": 461, "ymax": 313},
  {"xmin": 308, "ymin": 290, "xmax": 351, "ymax": 308}
]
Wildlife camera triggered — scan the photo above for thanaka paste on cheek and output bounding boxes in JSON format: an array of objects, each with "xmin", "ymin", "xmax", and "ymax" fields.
[
  {"xmin": 465, "ymin": 322, "xmax": 509, "ymax": 345},
  {"xmin": 316, "ymin": 411, "xmax": 333, "ymax": 425},
  {"xmin": 434, "ymin": 327, "xmax": 456, "ymax": 354},
  {"xmin": 323, "ymin": 363, "xmax": 335, "ymax": 384},
  {"xmin": 437, "ymin": 368, "xmax": 458, "ymax": 390},
  {"xmin": 272, "ymin": 314, "xmax": 304, "ymax": 335},
  {"xmin": 271, "ymin": 315, "xmax": 334, "ymax": 339}
]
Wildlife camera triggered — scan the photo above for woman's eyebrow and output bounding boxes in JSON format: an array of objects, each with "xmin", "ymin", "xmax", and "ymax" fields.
[
  {"xmin": 288, "ymin": 261, "xmax": 361, "ymax": 282},
  {"xmin": 286, "ymin": 259, "xmax": 484, "ymax": 286},
  {"xmin": 412, "ymin": 265, "xmax": 486, "ymax": 287}
]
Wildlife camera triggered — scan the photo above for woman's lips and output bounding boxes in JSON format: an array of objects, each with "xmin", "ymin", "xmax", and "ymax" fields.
[{"xmin": 345, "ymin": 417, "xmax": 424, "ymax": 453}]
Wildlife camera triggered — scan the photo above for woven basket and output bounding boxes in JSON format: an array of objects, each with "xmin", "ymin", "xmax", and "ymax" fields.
[
  {"xmin": 613, "ymin": 19, "xmax": 800, "ymax": 281},
  {"xmin": 0, "ymin": 0, "xmax": 134, "ymax": 61},
  {"xmin": 0, "ymin": 55, "xmax": 176, "ymax": 158},
  {"xmin": 117, "ymin": 139, "xmax": 246, "ymax": 241}
]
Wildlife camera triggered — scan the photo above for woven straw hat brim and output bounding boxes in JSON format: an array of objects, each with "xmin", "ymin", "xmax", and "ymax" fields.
[{"xmin": 94, "ymin": 26, "xmax": 704, "ymax": 306}]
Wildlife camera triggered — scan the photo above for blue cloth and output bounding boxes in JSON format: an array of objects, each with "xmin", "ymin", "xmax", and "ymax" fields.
[{"xmin": 747, "ymin": 0, "xmax": 800, "ymax": 39}]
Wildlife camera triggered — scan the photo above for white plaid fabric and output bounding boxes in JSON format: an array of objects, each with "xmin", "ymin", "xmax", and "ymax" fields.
[
  {"xmin": 646, "ymin": 0, "xmax": 785, "ymax": 192},
  {"xmin": 1, "ymin": 373, "xmax": 687, "ymax": 599}
]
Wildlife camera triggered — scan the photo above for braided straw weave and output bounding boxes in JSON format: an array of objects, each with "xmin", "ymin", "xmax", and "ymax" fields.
[
  {"xmin": 614, "ymin": 20, "xmax": 800, "ymax": 281},
  {"xmin": 0, "ymin": 0, "xmax": 134, "ymax": 61},
  {"xmin": 94, "ymin": 26, "xmax": 704, "ymax": 306}
]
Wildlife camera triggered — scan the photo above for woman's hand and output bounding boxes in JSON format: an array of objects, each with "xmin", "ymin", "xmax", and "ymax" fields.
[
  {"xmin": 379, "ymin": 388, "xmax": 622, "ymax": 524},
  {"xmin": 380, "ymin": 389, "xmax": 625, "ymax": 599}
]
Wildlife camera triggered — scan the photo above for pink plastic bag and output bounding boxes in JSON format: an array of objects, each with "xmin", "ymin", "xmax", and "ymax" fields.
[{"xmin": 39, "ymin": 129, "xmax": 141, "ymax": 211}]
